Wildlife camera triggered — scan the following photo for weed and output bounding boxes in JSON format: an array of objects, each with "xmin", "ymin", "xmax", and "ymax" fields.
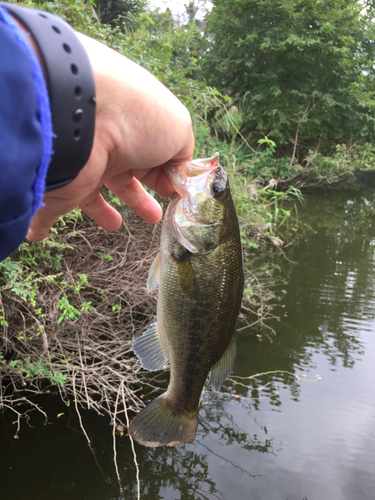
[
  {"xmin": 56, "ymin": 297, "xmax": 81, "ymax": 324},
  {"xmin": 7, "ymin": 357, "xmax": 67, "ymax": 386}
]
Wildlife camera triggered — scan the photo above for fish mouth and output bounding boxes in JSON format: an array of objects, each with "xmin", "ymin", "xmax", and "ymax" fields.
[
  {"xmin": 163, "ymin": 152, "xmax": 220, "ymax": 198},
  {"xmin": 164, "ymin": 152, "xmax": 228, "ymax": 253}
]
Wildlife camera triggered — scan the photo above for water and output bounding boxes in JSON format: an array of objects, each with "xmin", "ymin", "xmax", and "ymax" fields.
[{"xmin": 1, "ymin": 188, "xmax": 375, "ymax": 500}]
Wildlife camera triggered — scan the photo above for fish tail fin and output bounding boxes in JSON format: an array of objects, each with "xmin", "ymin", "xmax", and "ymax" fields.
[{"xmin": 129, "ymin": 394, "xmax": 198, "ymax": 447}]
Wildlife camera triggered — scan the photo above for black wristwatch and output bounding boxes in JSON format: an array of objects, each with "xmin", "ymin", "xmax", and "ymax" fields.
[{"xmin": 1, "ymin": 2, "xmax": 96, "ymax": 191}]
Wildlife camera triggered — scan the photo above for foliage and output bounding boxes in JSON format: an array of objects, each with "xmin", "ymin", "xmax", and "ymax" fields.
[
  {"xmin": 94, "ymin": 0, "xmax": 146, "ymax": 26},
  {"xmin": 212, "ymin": 140, "xmax": 303, "ymax": 249},
  {"xmin": 203, "ymin": 0, "xmax": 375, "ymax": 154},
  {"xmin": 304, "ymin": 142, "xmax": 375, "ymax": 184},
  {"xmin": 2, "ymin": 356, "xmax": 67, "ymax": 386}
]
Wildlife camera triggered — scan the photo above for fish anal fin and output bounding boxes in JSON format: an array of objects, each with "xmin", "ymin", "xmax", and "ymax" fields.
[
  {"xmin": 209, "ymin": 335, "xmax": 236, "ymax": 391},
  {"xmin": 171, "ymin": 249, "xmax": 195, "ymax": 299},
  {"xmin": 129, "ymin": 394, "xmax": 198, "ymax": 447},
  {"xmin": 131, "ymin": 322, "xmax": 167, "ymax": 371},
  {"xmin": 147, "ymin": 252, "xmax": 162, "ymax": 292}
]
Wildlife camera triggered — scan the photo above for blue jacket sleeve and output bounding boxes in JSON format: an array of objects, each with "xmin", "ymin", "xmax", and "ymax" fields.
[{"xmin": 0, "ymin": 6, "xmax": 52, "ymax": 262}]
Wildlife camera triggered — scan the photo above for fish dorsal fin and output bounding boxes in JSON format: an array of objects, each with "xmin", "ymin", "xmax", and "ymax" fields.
[
  {"xmin": 147, "ymin": 252, "xmax": 162, "ymax": 292},
  {"xmin": 209, "ymin": 335, "xmax": 236, "ymax": 390},
  {"xmin": 131, "ymin": 322, "xmax": 167, "ymax": 371},
  {"xmin": 171, "ymin": 248, "xmax": 195, "ymax": 299}
]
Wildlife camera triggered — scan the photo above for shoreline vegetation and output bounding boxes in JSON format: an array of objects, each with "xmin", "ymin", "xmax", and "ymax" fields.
[{"xmin": 2, "ymin": 0, "xmax": 375, "ymax": 438}]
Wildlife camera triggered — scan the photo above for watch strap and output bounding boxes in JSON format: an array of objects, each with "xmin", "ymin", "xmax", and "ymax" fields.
[{"xmin": 2, "ymin": 2, "xmax": 96, "ymax": 191}]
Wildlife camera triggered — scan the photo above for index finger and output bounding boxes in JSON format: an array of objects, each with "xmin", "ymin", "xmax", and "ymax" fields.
[
  {"xmin": 132, "ymin": 166, "xmax": 175, "ymax": 198},
  {"xmin": 106, "ymin": 172, "xmax": 163, "ymax": 224},
  {"xmin": 133, "ymin": 155, "xmax": 196, "ymax": 197}
]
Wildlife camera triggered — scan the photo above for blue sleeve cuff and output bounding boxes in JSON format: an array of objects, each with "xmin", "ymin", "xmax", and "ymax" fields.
[{"xmin": 0, "ymin": 4, "xmax": 53, "ymax": 261}]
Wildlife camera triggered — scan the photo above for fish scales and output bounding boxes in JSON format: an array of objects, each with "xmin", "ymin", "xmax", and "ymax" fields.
[
  {"xmin": 158, "ymin": 214, "xmax": 242, "ymax": 414},
  {"xmin": 130, "ymin": 152, "xmax": 244, "ymax": 447}
]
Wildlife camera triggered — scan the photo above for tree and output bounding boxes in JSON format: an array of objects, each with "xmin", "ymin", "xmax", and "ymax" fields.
[
  {"xmin": 95, "ymin": 0, "xmax": 146, "ymax": 25},
  {"xmin": 203, "ymin": 0, "xmax": 375, "ymax": 154}
]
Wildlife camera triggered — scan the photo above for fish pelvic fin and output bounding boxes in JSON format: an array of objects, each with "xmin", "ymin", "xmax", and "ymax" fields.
[
  {"xmin": 129, "ymin": 394, "xmax": 198, "ymax": 447},
  {"xmin": 147, "ymin": 252, "xmax": 162, "ymax": 292},
  {"xmin": 131, "ymin": 322, "xmax": 167, "ymax": 371},
  {"xmin": 209, "ymin": 334, "xmax": 236, "ymax": 391}
]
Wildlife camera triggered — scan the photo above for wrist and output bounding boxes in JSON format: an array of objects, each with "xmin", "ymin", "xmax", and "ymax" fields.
[{"xmin": 11, "ymin": 15, "xmax": 46, "ymax": 79}]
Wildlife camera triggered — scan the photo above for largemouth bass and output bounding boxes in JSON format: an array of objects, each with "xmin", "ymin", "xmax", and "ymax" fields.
[{"xmin": 129, "ymin": 152, "xmax": 243, "ymax": 447}]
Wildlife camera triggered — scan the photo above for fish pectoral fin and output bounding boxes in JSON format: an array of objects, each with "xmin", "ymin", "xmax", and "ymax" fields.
[
  {"xmin": 171, "ymin": 249, "xmax": 195, "ymax": 299},
  {"xmin": 131, "ymin": 322, "xmax": 167, "ymax": 371},
  {"xmin": 209, "ymin": 335, "xmax": 236, "ymax": 391},
  {"xmin": 147, "ymin": 252, "xmax": 162, "ymax": 292}
]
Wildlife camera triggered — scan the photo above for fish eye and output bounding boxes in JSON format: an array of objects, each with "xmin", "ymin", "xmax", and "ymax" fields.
[{"xmin": 211, "ymin": 180, "xmax": 226, "ymax": 199}]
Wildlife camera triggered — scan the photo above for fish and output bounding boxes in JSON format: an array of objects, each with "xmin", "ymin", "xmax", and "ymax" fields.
[{"xmin": 129, "ymin": 152, "xmax": 244, "ymax": 447}]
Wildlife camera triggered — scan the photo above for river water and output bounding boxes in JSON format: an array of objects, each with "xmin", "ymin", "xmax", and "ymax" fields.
[{"xmin": 1, "ymin": 188, "xmax": 375, "ymax": 500}]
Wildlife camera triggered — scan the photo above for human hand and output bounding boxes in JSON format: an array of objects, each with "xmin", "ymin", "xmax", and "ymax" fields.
[{"xmin": 26, "ymin": 33, "xmax": 194, "ymax": 242}]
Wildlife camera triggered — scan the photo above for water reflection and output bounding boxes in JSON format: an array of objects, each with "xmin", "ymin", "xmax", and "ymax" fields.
[
  {"xmin": 198, "ymin": 394, "xmax": 275, "ymax": 457},
  {"xmin": 271, "ymin": 189, "xmax": 375, "ymax": 371},
  {"xmin": 126, "ymin": 393, "xmax": 276, "ymax": 500}
]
